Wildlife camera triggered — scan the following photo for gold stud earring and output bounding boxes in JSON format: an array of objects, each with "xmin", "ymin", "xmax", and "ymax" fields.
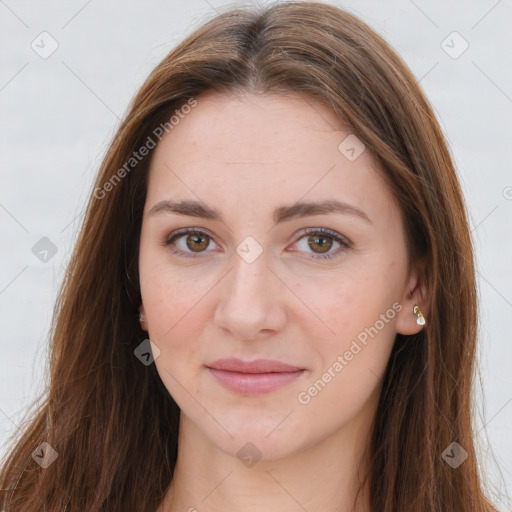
[{"xmin": 413, "ymin": 305, "xmax": 425, "ymax": 326}]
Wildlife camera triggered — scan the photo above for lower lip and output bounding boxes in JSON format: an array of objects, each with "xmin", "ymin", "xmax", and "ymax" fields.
[{"xmin": 207, "ymin": 367, "xmax": 305, "ymax": 395}]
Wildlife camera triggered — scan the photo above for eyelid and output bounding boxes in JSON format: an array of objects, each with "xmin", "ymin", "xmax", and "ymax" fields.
[
  {"xmin": 290, "ymin": 227, "xmax": 351, "ymax": 260},
  {"xmin": 163, "ymin": 226, "xmax": 351, "ymax": 260},
  {"xmin": 162, "ymin": 227, "xmax": 220, "ymax": 258}
]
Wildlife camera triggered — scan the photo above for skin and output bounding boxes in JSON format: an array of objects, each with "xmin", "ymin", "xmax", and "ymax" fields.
[{"xmin": 138, "ymin": 90, "xmax": 428, "ymax": 512}]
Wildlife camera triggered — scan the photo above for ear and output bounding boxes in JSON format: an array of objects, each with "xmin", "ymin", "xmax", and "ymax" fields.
[
  {"xmin": 395, "ymin": 263, "xmax": 429, "ymax": 336},
  {"xmin": 138, "ymin": 304, "xmax": 148, "ymax": 332}
]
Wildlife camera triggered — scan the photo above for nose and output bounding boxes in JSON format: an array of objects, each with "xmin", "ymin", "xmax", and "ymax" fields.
[{"xmin": 213, "ymin": 249, "xmax": 287, "ymax": 341}]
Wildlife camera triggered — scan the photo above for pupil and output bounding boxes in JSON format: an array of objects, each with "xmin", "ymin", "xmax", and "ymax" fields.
[
  {"xmin": 310, "ymin": 235, "xmax": 331, "ymax": 253},
  {"xmin": 188, "ymin": 234, "xmax": 207, "ymax": 251}
]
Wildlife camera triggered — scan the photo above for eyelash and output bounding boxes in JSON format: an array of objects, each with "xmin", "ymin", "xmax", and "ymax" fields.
[{"xmin": 162, "ymin": 227, "xmax": 351, "ymax": 261}]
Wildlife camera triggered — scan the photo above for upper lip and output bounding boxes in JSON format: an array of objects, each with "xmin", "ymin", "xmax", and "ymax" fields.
[{"xmin": 206, "ymin": 358, "xmax": 304, "ymax": 373}]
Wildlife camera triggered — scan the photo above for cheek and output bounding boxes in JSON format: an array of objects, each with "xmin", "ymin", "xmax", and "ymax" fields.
[
  {"xmin": 297, "ymin": 263, "xmax": 399, "ymax": 346},
  {"xmin": 142, "ymin": 272, "xmax": 208, "ymax": 402},
  {"xmin": 144, "ymin": 277, "xmax": 203, "ymax": 350},
  {"xmin": 296, "ymin": 263, "xmax": 399, "ymax": 399},
  {"xmin": 139, "ymin": 257, "xmax": 218, "ymax": 378},
  {"xmin": 140, "ymin": 243, "xmax": 205, "ymax": 333}
]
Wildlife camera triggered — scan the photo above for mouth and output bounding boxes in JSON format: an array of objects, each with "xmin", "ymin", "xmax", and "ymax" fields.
[{"xmin": 205, "ymin": 358, "xmax": 306, "ymax": 395}]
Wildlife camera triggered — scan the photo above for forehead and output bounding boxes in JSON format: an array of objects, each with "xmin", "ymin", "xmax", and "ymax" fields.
[
  {"xmin": 144, "ymin": 91, "xmax": 398, "ymax": 229},
  {"xmin": 152, "ymin": 90, "xmax": 347, "ymax": 165}
]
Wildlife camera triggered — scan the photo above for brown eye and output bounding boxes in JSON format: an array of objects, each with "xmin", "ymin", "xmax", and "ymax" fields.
[
  {"xmin": 293, "ymin": 228, "xmax": 351, "ymax": 261},
  {"xmin": 184, "ymin": 232, "xmax": 210, "ymax": 252},
  {"xmin": 164, "ymin": 227, "xmax": 350, "ymax": 261},
  {"xmin": 306, "ymin": 234, "xmax": 333, "ymax": 254},
  {"xmin": 164, "ymin": 228, "xmax": 216, "ymax": 258}
]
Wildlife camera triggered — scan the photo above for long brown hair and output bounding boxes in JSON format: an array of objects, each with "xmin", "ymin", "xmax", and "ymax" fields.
[{"xmin": 0, "ymin": 2, "xmax": 499, "ymax": 510}]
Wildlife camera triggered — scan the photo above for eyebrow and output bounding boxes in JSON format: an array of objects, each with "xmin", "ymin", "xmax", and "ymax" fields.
[{"xmin": 148, "ymin": 199, "xmax": 371, "ymax": 224}]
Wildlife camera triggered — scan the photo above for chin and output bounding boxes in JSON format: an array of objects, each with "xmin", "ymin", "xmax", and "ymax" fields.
[{"xmin": 200, "ymin": 412, "xmax": 310, "ymax": 462}]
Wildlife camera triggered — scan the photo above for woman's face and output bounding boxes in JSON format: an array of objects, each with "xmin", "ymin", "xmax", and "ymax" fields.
[{"xmin": 138, "ymin": 91, "xmax": 425, "ymax": 460}]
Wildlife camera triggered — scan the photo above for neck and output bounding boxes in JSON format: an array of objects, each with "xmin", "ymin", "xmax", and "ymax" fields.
[{"xmin": 158, "ymin": 407, "xmax": 374, "ymax": 512}]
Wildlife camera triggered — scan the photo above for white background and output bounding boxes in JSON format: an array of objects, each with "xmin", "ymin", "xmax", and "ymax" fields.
[{"xmin": 1, "ymin": 0, "xmax": 511, "ymax": 509}]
